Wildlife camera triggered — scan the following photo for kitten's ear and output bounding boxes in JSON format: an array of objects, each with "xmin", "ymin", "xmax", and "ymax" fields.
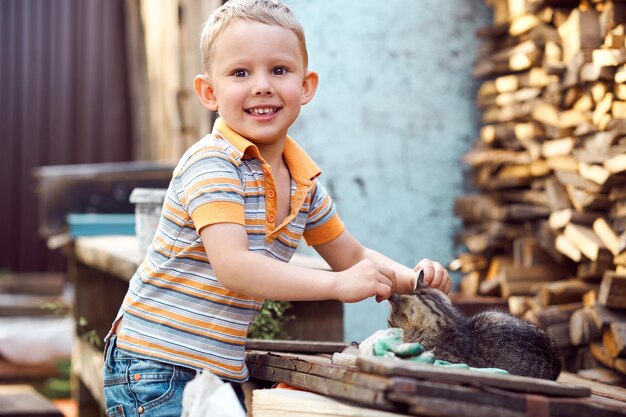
[{"xmin": 412, "ymin": 269, "xmax": 427, "ymax": 293}]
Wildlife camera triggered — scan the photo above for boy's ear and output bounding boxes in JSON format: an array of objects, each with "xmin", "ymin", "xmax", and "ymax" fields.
[
  {"xmin": 194, "ymin": 74, "xmax": 219, "ymax": 111},
  {"xmin": 300, "ymin": 70, "xmax": 319, "ymax": 105}
]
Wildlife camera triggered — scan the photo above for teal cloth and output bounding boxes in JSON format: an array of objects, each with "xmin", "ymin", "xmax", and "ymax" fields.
[{"xmin": 370, "ymin": 328, "xmax": 508, "ymax": 375}]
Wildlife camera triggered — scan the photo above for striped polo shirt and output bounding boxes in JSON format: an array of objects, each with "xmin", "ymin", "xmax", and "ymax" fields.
[{"xmin": 113, "ymin": 118, "xmax": 345, "ymax": 381}]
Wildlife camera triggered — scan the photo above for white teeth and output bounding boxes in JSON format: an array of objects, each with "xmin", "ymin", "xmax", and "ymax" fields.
[{"xmin": 250, "ymin": 107, "xmax": 276, "ymax": 115}]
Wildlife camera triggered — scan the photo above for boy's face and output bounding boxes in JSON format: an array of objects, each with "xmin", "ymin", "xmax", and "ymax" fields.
[{"xmin": 196, "ymin": 20, "xmax": 317, "ymax": 149}]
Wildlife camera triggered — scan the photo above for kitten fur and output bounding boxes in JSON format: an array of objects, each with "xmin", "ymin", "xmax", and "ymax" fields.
[{"xmin": 387, "ymin": 283, "xmax": 561, "ymax": 380}]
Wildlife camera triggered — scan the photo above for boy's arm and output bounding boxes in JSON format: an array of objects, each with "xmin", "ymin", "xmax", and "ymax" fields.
[
  {"xmin": 200, "ymin": 223, "xmax": 397, "ymax": 302},
  {"xmin": 314, "ymin": 230, "xmax": 451, "ymax": 295}
]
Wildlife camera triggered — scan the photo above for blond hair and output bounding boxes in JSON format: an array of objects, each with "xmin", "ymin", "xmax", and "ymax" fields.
[{"xmin": 200, "ymin": 0, "xmax": 308, "ymax": 74}]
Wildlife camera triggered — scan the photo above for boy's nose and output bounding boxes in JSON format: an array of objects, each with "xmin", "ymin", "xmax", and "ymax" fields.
[{"xmin": 252, "ymin": 76, "xmax": 273, "ymax": 96}]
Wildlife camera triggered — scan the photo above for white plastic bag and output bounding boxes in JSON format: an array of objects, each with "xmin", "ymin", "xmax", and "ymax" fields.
[{"xmin": 182, "ymin": 370, "xmax": 246, "ymax": 417}]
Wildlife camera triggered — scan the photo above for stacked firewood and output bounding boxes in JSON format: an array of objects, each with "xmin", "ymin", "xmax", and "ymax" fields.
[{"xmin": 453, "ymin": 0, "xmax": 626, "ymax": 380}]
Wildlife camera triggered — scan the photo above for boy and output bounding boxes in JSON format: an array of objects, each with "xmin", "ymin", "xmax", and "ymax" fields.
[{"xmin": 103, "ymin": 0, "xmax": 450, "ymax": 415}]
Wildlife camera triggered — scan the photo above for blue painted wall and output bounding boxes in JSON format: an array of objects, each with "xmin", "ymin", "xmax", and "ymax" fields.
[{"xmin": 286, "ymin": 1, "xmax": 490, "ymax": 342}]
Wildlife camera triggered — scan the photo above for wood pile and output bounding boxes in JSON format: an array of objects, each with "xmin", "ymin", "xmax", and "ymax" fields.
[{"xmin": 453, "ymin": 0, "xmax": 626, "ymax": 382}]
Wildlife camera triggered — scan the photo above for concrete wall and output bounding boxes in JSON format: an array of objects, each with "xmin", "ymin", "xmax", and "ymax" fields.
[{"xmin": 286, "ymin": 1, "xmax": 490, "ymax": 342}]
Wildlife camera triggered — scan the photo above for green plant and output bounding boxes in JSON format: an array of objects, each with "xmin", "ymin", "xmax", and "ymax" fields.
[
  {"xmin": 78, "ymin": 317, "xmax": 102, "ymax": 348},
  {"xmin": 38, "ymin": 359, "xmax": 71, "ymax": 399},
  {"xmin": 248, "ymin": 300, "xmax": 294, "ymax": 340}
]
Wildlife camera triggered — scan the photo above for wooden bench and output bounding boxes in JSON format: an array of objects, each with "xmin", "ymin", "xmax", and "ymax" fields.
[
  {"xmin": 0, "ymin": 359, "xmax": 59, "ymax": 384},
  {"xmin": 0, "ymin": 384, "xmax": 64, "ymax": 417}
]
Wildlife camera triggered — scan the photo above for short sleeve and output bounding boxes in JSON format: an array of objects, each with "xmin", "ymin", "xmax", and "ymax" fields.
[
  {"xmin": 303, "ymin": 180, "xmax": 345, "ymax": 246},
  {"xmin": 173, "ymin": 149, "xmax": 246, "ymax": 233}
]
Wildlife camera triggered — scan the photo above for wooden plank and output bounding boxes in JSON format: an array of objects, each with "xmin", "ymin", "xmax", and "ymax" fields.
[
  {"xmin": 0, "ymin": 359, "xmax": 59, "ymax": 383},
  {"xmin": 73, "ymin": 236, "xmax": 143, "ymax": 282},
  {"xmin": 388, "ymin": 377, "xmax": 527, "ymax": 417},
  {"xmin": 0, "ymin": 384, "xmax": 63, "ymax": 417},
  {"xmin": 0, "ymin": 273, "xmax": 65, "ymax": 296},
  {"xmin": 356, "ymin": 357, "xmax": 590, "ymax": 397},
  {"xmin": 558, "ymin": 372, "xmax": 626, "ymax": 402},
  {"xmin": 252, "ymin": 389, "xmax": 407, "ymax": 417},
  {"xmin": 577, "ymin": 367, "xmax": 626, "ymax": 386},
  {"xmin": 0, "ymin": 294, "xmax": 70, "ymax": 317},
  {"xmin": 246, "ymin": 339, "xmax": 347, "ymax": 354},
  {"xmin": 248, "ymin": 365, "xmax": 393, "ymax": 410},
  {"xmin": 246, "ymin": 352, "xmax": 392, "ymax": 392},
  {"xmin": 391, "ymin": 375, "xmax": 626, "ymax": 417},
  {"xmin": 390, "ymin": 390, "xmax": 526, "ymax": 417},
  {"xmin": 73, "ymin": 339, "xmax": 105, "ymax": 410}
]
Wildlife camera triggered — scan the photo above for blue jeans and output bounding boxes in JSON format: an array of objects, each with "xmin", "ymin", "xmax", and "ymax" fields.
[{"xmin": 103, "ymin": 335, "xmax": 247, "ymax": 417}]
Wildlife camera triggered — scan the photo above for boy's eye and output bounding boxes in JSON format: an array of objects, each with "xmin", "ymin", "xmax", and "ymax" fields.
[
  {"xmin": 273, "ymin": 67, "xmax": 288, "ymax": 75},
  {"xmin": 233, "ymin": 69, "xmax": 248, "ymax": 78}
]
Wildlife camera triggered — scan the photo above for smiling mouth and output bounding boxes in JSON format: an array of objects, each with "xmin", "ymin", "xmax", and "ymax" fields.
[{"xmin": 246, "ymin": 107, "xmax": 280, "ymax": 115}]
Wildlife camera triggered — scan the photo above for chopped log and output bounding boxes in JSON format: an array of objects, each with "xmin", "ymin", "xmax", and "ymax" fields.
[
  {"xmin": 557, "ymin": 8, "xmax": 602, "ymax": 64},
  {"xmin": 536, "ymin": 279, "xmax": 593, "ymax": 306},
  {"xmin": 549, "ymin": 208, "xmax": 599, "ymax": 230},
  {"xmin": 598, "ymin": 271, "xmax": 626, "ymax": 308},
  {"xmin": 459, "ymin": 0, "xmax": 626, "ymax": 383},
  {"xmin": 499, "ymin": 264, "xmax": 569, "ymax": 297},
  {"xmin": 564, "ymin": 223, "xmax": 610, "ymax": 261},
  {"xmin": 603, "ymin": 322, "xmax": 626, "ymax": 358},
  {"xmin": 565, "ymin": 186, "xmax": 611, "ymax": 212},
  {"xmin": 529, "ymin": 301, "xmax": 582, "ymax": 327},
  {"xmin": 569, "ymin": 307, "xmax": 602, "ymax": 346},
  {"xmin": 583, "ymin": 289, "xmax": 597, "ymax": 308},
  {"xmin": 508, "ymin": 296, "xmax": 532, "ymax": 317},
  {"xmin": 545, "ymin": 177, "xmax": 573, "ymax": 212},
  {"xmin": 593, "ymin": 217, "xmax": 621, "ymax": 255},
  {"xmin": 605, "ymin": 154, "xmax": 626, "ymax": 174},
  {"xmin": 577, "ymin": 259, "xmax": 613, "ymax": 282},
  {"xmin": 555, "ymin": 232, "xmax": 583, "ymax": 262},
  {"xmin": 592, "ymin": 303, "xmax": 626, "ymax": 329},
  {"xmin": 460, "ymin": 271, "xmax": 481, "ymax": 297},
  {"xmin": 512, "ymin": 236, "xmax": 556, "ymax": 267},
  {"xmin": 579, "ymin": 162, "xmax": 611, "ymax": 185},
  {"xmin": 548, "ymin": 322, "xmax": 573, "ymax": 347},
  {"xmin": 590, "ymin": 342, "xmax": 626, "ymax": 374},
  {"xmin": 478, "ymin": 276, "xmax": 502, "ymax": 296}
]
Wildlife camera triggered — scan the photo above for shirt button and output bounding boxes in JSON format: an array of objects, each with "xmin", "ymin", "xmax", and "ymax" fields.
[
  {"xmin": 267, "ymin": 189, "xmax": 275, "ymax": 198},
  {"xmin": 267, "ymin": 214, "xmax": 275, "ymax": 222},
  {"xmin": 137, "ymin": 406, "xmax": 145, "ymax": 414},
  {"xmin": 133, "ymin": 373, "xmax": 141, "ymax": 381}
]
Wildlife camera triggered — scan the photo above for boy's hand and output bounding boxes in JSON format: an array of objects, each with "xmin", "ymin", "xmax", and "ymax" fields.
[
  {"xmin": 415, "ymin": 259, "xmax": 451, "ymax": 294},
  {"xmin": 335, "ymin": 259, "xmax": 397, "ymax": 303}
]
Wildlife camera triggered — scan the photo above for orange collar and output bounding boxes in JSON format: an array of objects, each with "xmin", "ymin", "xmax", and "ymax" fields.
[{"xmin": 213, "ymin": 118, "xmax": 321, "ymax": 184}]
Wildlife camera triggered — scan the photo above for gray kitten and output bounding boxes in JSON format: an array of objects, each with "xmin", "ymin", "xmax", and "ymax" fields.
[{"xmin": 387, "ymin": 283, "xmax": 561, "ymax": 380}]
